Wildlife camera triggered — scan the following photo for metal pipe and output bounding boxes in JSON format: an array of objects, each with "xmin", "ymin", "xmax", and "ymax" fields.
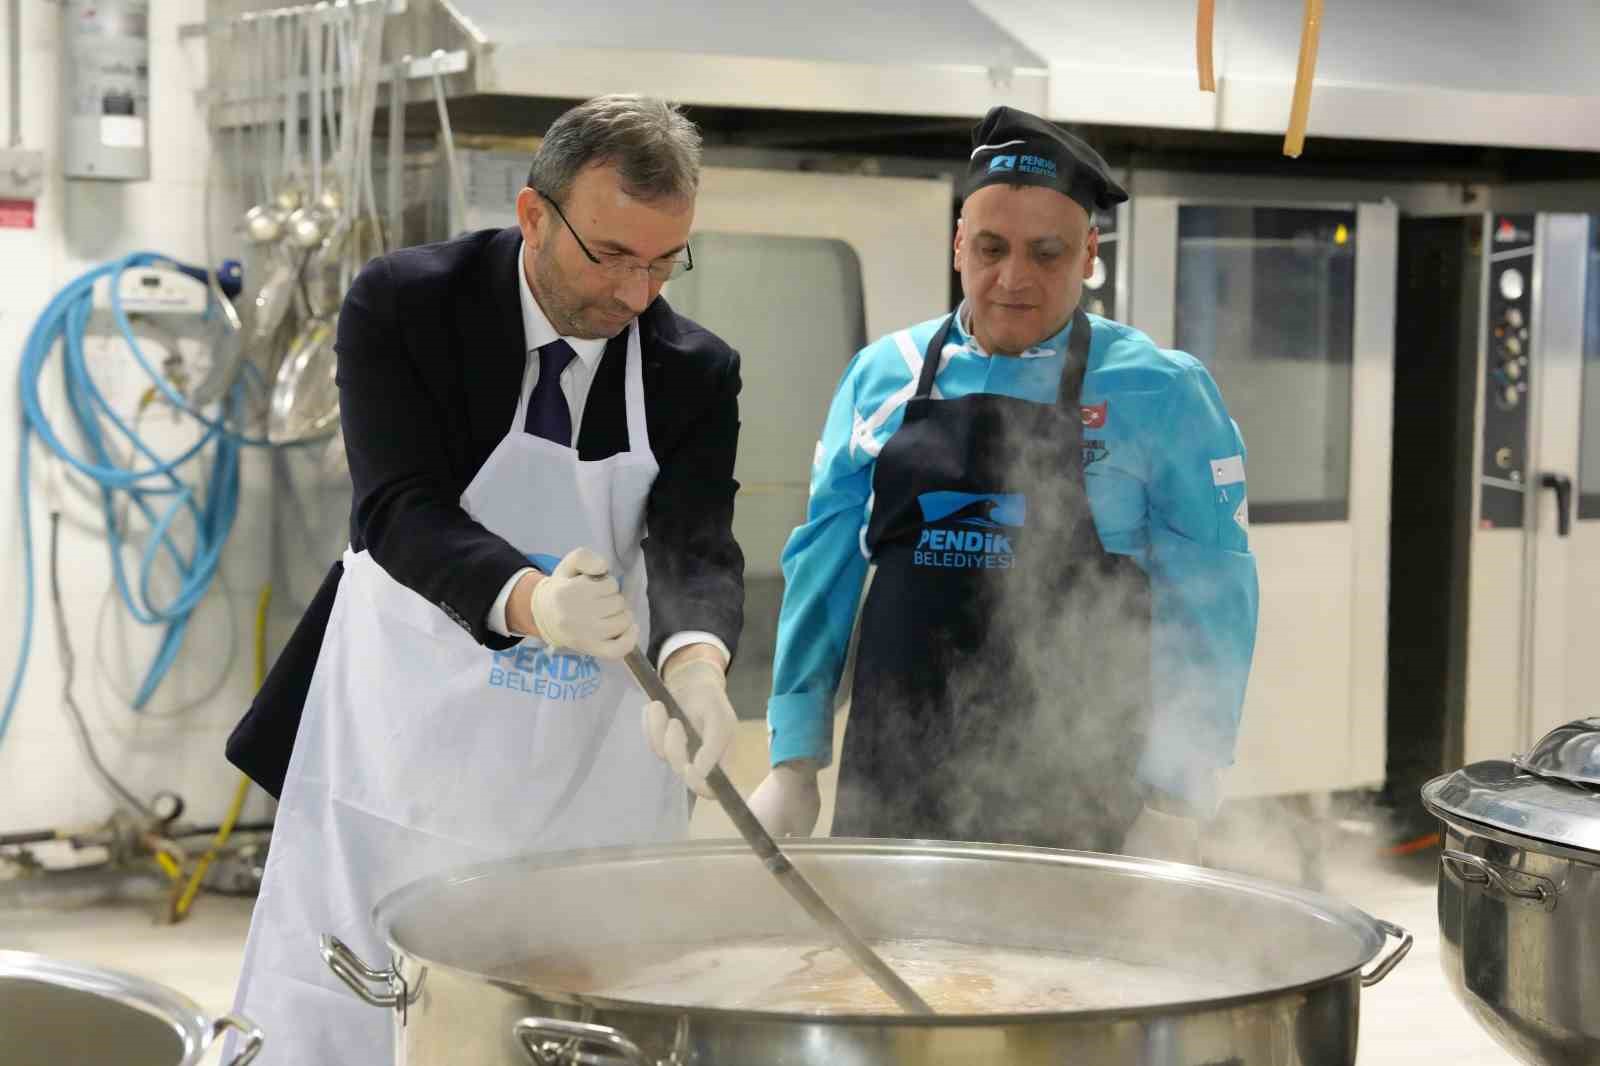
[
  {"xmin": 309, "ymin": 11, "xmax": 322, "ymax": 202},
  {"xmin": 198, "ymin": 50, "xmax": 469, "ymax": 111},
  {"xmin": 172, "ymin": 820, "xmax": 274, "ymax": 840},
  {"xmin": 387, "ymin": 51, "xmax": 403, "ymax": 249},
  {"xmin": 179, "ymin": 0, "xmax": 400, "ymax": 41},
  {"xmin": 0, "ymin": 865, "xmax": 172, "ymax": 909},
  {"xmin": 9, "ymin": 0, "xmax": 20, "ymax": 147},
  {"xmin": 0, "ymin": 821, "xmax": 272, "ymax": 848},
  {"xmin": 428, "ymin": 50, "xmax": 467, "ymax": 236},
  {"xmin": 0, "ymin": 829, "xmax": 59, "ymax": 847}
]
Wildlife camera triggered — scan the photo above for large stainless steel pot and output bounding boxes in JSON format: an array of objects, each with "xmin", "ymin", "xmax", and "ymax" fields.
[
  {"xmin": 1423, "ymin": 717, "xmax": 1600, "ymax": 1066},
  {"xmin": 323, "ymin": 839, "xmax": 1411, "ymax": 1065},
  {"xmin": 0, "ymin": 949, "xmax": 262, "ymax": 1066}
]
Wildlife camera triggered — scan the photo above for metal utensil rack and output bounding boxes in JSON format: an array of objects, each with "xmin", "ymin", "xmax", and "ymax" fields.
[{"xmin": 178, "ymin": 0, "xmax": 472, "ymax": 130}]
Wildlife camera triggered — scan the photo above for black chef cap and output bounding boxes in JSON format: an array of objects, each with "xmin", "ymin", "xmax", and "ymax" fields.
[{"xmin": 966, "ymin": 105, "xmax": 1127, "ymax": 216}]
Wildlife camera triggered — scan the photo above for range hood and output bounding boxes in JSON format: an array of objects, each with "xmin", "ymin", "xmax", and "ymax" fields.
[
  {"xmin": 976, "ymin": 0, "xmax": 1600, "ymax": 154},
  {"xmin": 206, "ymin": 0, "xmax": 1600, "ymax": 156},
  {"xmin": 411, "ymin": 0, "xmax": 1050, "ymax": 120}
]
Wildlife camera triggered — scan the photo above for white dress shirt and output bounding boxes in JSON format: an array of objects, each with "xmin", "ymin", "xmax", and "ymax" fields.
[{"xmin": 486, "ymin": 243, "xmax": 729, "ymax": 670}]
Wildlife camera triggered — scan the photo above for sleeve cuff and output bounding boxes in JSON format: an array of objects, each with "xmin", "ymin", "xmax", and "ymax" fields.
[
  {"xmin": 487, "ymin": 567, "xmax": 534, "ymax": 637},
  {"xmin": 657, "ymin": 631, "xmax": 731, "ymax": 672},
  {"xmin": 767, "ymin": 691, "xmax": 835, "ymax": 768}
]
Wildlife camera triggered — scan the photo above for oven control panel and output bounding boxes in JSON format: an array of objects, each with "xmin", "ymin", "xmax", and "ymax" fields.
[{"xmin": 1480, "ymin": 213, "xmax": 1535, "ymax": 530}]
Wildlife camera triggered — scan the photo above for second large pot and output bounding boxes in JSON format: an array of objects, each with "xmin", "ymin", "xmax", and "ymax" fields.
[
  {"xmin": 325, "ymin": 839, "xmax": 1410, "ymax": 1065},
  {"xmin": 1423, "ymin": 717, "xmax": 1600, "ymax": 1066},
  {"xmin": 0, "ymin": 949, "xmax": 261, "ymax": 1066}
]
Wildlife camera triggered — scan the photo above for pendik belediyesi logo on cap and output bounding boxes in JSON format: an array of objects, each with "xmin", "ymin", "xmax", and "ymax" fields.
[{"xmin": 989, "ymin": 154, "xmax": 1059, "ymax": 178}]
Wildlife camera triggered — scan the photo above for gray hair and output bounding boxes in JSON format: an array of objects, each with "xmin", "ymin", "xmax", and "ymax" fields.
[{"xmin": 526, "ymin": 95, "xmax": 702, "ymax": 204}]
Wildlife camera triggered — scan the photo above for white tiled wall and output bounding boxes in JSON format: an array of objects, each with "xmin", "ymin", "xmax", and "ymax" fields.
[{"xmin": 0, "ymin": 0, "xmax": 279, "ymax": 837}]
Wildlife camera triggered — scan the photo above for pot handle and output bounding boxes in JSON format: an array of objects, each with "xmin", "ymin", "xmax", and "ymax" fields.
[
  {"xmin": 514, "ymin": 1017, "xmax": 649, "ymax": 1065},
  {"xmin": 1360, "ymin": 920, "xmax": 1413, "ymax": 987},
  {"xmin": 320, "ymin": 934, "xmax": 404, "ymax": 1010},
  {"xmin": 1441, "ymin": 849, "xmax": 1557, "ymax": 908},
  {"xmin": 209, "ymin": 1013, "xmax": 264, "ymax": 1066}
]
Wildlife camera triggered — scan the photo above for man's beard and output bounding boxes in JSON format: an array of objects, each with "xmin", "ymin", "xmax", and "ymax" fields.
[{"xmin": 532, "ymin": 241, "xmax": 621, "ymax": 340}]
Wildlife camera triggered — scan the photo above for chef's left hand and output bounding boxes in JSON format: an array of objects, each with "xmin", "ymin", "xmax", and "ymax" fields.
[
  {"xmin": 642, "ymin": 649, "xmax": 736, "ymax": 799},
  {"xmin": 1121, "ymin": 806, "xmax": 1203, "ymax": 865}
]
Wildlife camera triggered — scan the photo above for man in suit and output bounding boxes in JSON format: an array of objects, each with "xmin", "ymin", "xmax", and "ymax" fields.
[{"xmin": 225, "ymin": 95, "xmax": 745, "ymax": 1066}]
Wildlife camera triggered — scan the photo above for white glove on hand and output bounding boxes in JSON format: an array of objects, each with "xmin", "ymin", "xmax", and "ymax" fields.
[
  {"xmin": 642, "ymin": 659, "xmax": 736, "ymax": 799},
  {"xmin": 527, "ymin": 548, "xmax": 637, "ymax": 660},
  {"xmin": 749, "ymin": 762, "xmax": 822, "ymax": 838},
  {"xmin": 1120, "ymin": 806, "xmax": 1203, "ymax": 865}
]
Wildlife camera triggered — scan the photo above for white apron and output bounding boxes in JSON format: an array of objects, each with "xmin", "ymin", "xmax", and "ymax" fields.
[{"xmin": 229, "ymin": 322, "xmax": 685, "ymax": 1066}]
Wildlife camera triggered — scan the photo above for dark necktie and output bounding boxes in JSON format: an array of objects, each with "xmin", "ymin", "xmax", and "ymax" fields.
[{"xmin": 524, "ymin": 339, "xmax": 578, "ymax": 445}]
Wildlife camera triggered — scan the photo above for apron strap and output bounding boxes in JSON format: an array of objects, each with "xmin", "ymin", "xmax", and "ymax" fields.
[
  {"xmin": 1061, "ymin": 306, "xmax": 1107, "ymax": 554},
  {"xmin": 1057, "ymin": 305, "xmax": 1092, "ymax": 412},
  {"xmin": 914, "ymin": 314, "xmax": 958, "ymax": 399},
  {"xmin": 917, "ymin": 306, "xmax": 1093, "ymax": 406},
  {"xmin": 618, "ymin": 318, "xmax": 650, "ymax": 456}
]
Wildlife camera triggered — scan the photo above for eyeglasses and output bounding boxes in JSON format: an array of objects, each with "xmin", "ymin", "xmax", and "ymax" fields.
[{"xmin": 538, "ymin": 191, "xmax": 694, "ymax": 282}]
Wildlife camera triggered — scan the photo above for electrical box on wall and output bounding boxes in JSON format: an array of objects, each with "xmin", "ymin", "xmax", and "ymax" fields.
[
  {"xmin": 62, "ymin": 0, "xmax": 150, "ymax": 181},
  {"xmin": 105, "ymin": 265, "xmax": 210, "ymax": 315}
]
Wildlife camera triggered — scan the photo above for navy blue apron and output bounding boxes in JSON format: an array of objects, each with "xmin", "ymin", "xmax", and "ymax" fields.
[{"xmin": 831, "ymin": 307, "xmax": 1152, "ymax": 851}]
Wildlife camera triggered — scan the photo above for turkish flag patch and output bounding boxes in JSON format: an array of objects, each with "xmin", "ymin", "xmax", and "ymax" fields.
[{"xmin": 1080, "ymin": 402, "xmax": 1107, "ymax": 429}]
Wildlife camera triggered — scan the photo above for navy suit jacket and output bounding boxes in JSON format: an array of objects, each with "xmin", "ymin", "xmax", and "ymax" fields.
[{"xmin": 227, "ymin": 226, "xmax": 745, "ymax": 796}]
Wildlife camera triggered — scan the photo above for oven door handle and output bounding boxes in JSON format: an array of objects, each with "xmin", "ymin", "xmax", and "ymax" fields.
[{"xmin": 1540, "ymin": 472, "xmax": 1573, "ymax": 537}]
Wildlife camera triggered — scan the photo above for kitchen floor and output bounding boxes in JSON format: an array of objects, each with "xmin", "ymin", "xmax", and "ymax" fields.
[{"xmin": 6, "ymin": 720, "xmax": 1516, "ymax": 1064}]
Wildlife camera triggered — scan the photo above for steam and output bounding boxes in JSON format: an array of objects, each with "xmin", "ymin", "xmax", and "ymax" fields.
[
  {"xmin": 825, "ymin": 352, "xmax": 1403, "ymax": 894},
  {"xmin": 835, "ymin": 403, "xmax": 1161, "ymax": 852}
]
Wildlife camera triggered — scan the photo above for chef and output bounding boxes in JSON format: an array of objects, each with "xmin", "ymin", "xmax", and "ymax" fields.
[{"xmin": 748, "ymin": 105, "xmax": 1259, "ymax": 860}]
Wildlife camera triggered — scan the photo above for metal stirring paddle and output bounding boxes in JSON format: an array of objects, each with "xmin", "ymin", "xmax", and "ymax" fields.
[{"xmin": 620, "ymin": 649, "xmax": 935, "ymax": 1015}]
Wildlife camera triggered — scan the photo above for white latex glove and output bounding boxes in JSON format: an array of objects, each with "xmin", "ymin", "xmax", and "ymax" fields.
[
  {"xmin": 1120, "ymin": 806, "xmax": 1203, "ymax": 865},
  {"xmin": 527, "ymin": 548, "xmax": 638, "ymax": 660},
  {"xmin": 641, "ymin": 659, "xmax": 737, "ymax": 799},
  {"xmin": 748, "ymin": 762, "xmax": 822, "ymax": 838}
]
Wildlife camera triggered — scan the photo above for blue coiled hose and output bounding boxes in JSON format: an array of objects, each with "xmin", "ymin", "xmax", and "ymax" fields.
[{"xmin": 4, "ymin": 252, "xmax": 271, "ymax": 747}]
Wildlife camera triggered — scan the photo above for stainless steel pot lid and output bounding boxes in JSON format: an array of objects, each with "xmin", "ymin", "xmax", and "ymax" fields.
[
  {"xmin": 1422, "ymin": 719, "xmax": 1600, "ymax": 855},
  {"xmin": 1515, "ymin": 716, "xmax": 1600, "ymax": 788}
]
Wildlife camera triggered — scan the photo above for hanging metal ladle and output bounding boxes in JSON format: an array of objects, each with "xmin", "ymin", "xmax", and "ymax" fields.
[
  {"xmin": 285, "ymin": 8, "xmax": 339, "ymax": 249},
  {"xmin": 240, "ymin": 18, "xmax": 286, "ymax": 245}
]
